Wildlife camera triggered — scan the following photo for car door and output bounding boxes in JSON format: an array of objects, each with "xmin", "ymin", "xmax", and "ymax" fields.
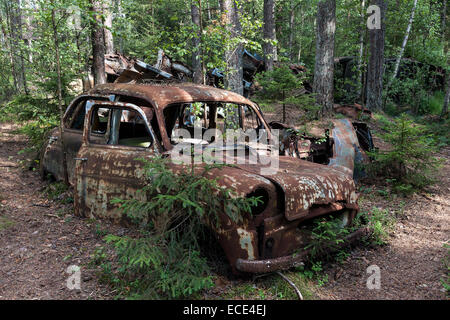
[
  {"xmin": 74, "ymin": 100, "xmax": 160, "ymax": 222},
  {"xmin": 64, "ymin": 95, "xmax": 119, "ymax": 184}
]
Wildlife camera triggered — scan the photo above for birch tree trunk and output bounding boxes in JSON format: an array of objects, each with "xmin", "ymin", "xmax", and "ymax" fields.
[
  {"xmin": 263, "ymin": 0, "xmax": 277, "ymax": 71},
  {"xmin": 313, "ymin": 0, "xmax": 336, "ymax": 115},
  {"xmin": 390, "ymin": 0, "xmax": 418, "ymax": 83},
  {"xmin": 222, "ymin": 0, "xmax": 243, "ymax": 95},
  {"xmin": 90, "ymin": 0, "xmax": 106, "ymax": 85},
  {"xmin": 103, "ymin": 0, "xmax": 114, "ymax": 55},
  {"xmin": 357, "ymin": 0, "xmax": 366, "ymax": 98},
  {"xmin": 366, "ymin": 0, "xmax": 386, "ymax": 111},
  {"xmin": 191, "ymin": 2, "xmax": 204, "ymax": 84},
  {"xmin": 23, "ymin": 0, "xmax": 33, "ymax": 63}
]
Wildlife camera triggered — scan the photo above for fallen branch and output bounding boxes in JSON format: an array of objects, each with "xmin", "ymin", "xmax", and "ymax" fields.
[
  {"xmin": 276, "ymin": 271, "xmax": 303, "ymax": 300},
  {"xmin": 32, "ymin": 204, "xmax": 51, "ymax": 208},
  {"xmin": 44, "ymin": 214, "xmax": 59, "ymax": 219}
]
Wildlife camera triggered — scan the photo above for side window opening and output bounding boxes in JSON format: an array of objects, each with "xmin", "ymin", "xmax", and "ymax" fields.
[
  {"xmin": 70, "ymin": 102, "xmax": 86, "ymax": 130},
  {"xmin": 243, "ymin": 106, "xmax": 262, "ymax": 132},
  {"xmin": 67, "ymin": 97, "xmax": 110, "ymax": 130},
  {"xmin": 89, "ymin": 106, "xmax": 153, "ymax": 148}
]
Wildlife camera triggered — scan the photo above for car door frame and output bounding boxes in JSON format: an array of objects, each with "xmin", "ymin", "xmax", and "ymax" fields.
[{"xmin": 74, "ymin": 100, "xmax": 160, "ymax": 221}]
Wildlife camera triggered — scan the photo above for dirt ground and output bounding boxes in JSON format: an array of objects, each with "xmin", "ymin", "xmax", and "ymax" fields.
[
  {"xmin": 0, "ymin": 121, "xmax": 448, "ymax": 300},
  {"xmin": 0, "ymin": 123, "xmax": 119, "ymax": 299},
  {"xmin": 319, "ymin": 148, "xmax": 450, "ymax": 300}
]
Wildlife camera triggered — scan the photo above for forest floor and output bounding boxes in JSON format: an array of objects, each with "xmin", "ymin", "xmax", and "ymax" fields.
[
  {"xmin": 0, "ymin": 122, "xmax": 121, "ymax": 299},
  {"xmin": 0, "ymin": 120, "xmax": 448, "ymax": 300},
  {"xmin": 319, "ymin": 145, "xmax": 449, "ymax": 300}
]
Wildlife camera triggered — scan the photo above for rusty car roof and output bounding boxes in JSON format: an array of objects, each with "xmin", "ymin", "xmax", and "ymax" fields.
[{"xmin": 88, "ymin": 83, "xmax": 256, "ymax": 108}]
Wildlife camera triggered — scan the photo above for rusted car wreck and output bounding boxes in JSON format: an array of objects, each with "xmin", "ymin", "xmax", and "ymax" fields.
[{"xmin": 41, "ymin": 83, "xmax": 370, "ymax": 273}]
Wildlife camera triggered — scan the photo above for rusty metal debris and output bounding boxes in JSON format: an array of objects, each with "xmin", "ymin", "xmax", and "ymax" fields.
[
  {"xmin": 236, "ymin": 227, "xmax": 369, "ymax": 273},
  {"xmin": 41, "ymin": 82, "xmax": 369, "ymax": 274},
  {"xmin": 84, "ymin": 50, "xmax": 194, "ymax": 91},
  {"xmin": 333, "ymin": 103, "xmax": 372, "ymax": 120}
]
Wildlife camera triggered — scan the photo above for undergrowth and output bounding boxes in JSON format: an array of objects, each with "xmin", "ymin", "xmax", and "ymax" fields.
[
  {"xmin": 0, "ymin": 94, "xmax": 59, "ymax": 156},
  {"xmin": 367, "ymin": 113, "xmax": 442, "ymax": 195},
  {"xmin": 92, "ymin": 157, "xmax": 262, "ymax": 299}
]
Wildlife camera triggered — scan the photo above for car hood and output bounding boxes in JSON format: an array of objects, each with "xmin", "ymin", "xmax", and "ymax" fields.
[{"xmin": 237, "ymin": 156, "xmax": 358, "ymax": 221}]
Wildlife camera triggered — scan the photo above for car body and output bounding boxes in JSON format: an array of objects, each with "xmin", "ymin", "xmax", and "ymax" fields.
[{"xmin": 41, "ymin": 83, "xmax": 368, "ymax": 273}]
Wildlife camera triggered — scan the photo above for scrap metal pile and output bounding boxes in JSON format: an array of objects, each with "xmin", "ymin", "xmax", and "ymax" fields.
[
  {"xmin": 93, "ymin": 49, "xmax": 311, "ymax": 98},
  {"xmin": 102, "ymin": 50, "xmax": 193, "ymax": 85}
]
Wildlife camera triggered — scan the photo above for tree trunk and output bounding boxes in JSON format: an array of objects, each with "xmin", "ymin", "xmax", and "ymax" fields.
[
  {"xmin": 0, "ymin": 12, "xmax": 14, "ymax": 96},
  {"xmin": 441, "ymin": 69, "xmax": 450, "ymax": 118},
  {"xmin": 390, "ymin": 0, "xmax": 418, "ymax": 83},
  {"xmin": 5, "ymin": 0, "xmax": 27, "ymax": 94},
  {"xmin": 115, "ymin": 0, "xmax": 124, "ymax": 52},
  {"xmin": 23, "ymin": 0, "xmax": 33, "ymax": 64},
  {"xmin": 366, "ymin": 0, "xmax": 386, "ymax": 111},
  {"xmin": 313, "ymin": 0, "xmax": 336, "ymax": 115},
  {"xmin": 90, "ymin": 0, "xmax": 106, "ymax": 85},
  {"xmin": 263, "ymin": 0, "xmax": 277, "ymax": 71},
  {"xmin": 442, "ymin": 0, "xmax": 447, "ymax": 43},
  {"xmin": 191, "ymin": 2, "xmax": 203, "ymax": 84},
  {"xmin": 357, "ymin": 0, "xmax": 366, "ymax": 99},
  {"xmin": 51, "ymin": 5, "xmax": 69, "ymax": 185},
  {"xmin": 297, "ymin": 10, "xmax": 304, "ymax": 63},
  {"xmin": 222, "ymin": 0, "xmax": 243, "ymax": 95},
  {"xmin": 103, "ymin": 0, "xmax": 114, "ymax": 55}
]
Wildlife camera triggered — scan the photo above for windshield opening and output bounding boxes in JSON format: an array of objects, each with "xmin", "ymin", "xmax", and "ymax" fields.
[{"xmin": 163, "ymin": 102, "xmax": 267, "ymax": 147}]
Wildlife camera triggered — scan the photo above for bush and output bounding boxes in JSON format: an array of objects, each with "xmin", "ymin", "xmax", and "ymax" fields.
[
  {"xmin": 100, "ymin": 157, "xmax": 262, "ymax": 299},
  {"xmin": 0, "ymin": 94, "xmax": 59, "ymax": 157},
  {"xmin": 353, "ymin": 207, "xmax": 395, "ymax": 246},
  {"xmin": 253, "ymin": 65, "xmax": 319, "ymax": 120},
  {"xmin": 368, "ymin": 114, "xmax": 442, "ymax": 194},
  {"xmin": 254, "ymin": 65, "xmax": 305, "ymax": 101},
  {"xmin": 0, "ymin": 94, "xmax": 57, "ymax": 122}
]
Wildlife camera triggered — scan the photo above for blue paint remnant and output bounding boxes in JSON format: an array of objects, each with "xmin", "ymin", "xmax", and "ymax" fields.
[{"xmin": 329, "ymin": 119, "xmax": 364, "ymax": 179}]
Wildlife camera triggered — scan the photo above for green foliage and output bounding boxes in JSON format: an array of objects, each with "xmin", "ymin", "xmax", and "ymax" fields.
[
  {"xmin": 254, "ymin": 65, "xmax": 305, "ymax": 102},
  {"xmin": 44, "ymin": 181, "xmax": 71, "ymax": 204},
  {"xmin": 220, "ymin": 271, "xmax": 316, "ymax": 300},
  {"xmin": 419, "ymin": 117, "xmax": 450, "ymax": 149},
  {"xmin": 297, "ymin": 260, "xmax": 328, "ymax": 287},
  {"xmin": 0, "ymin": 94, "xmax": 58, "ymax": 158},
  {"xmin": 368, "ymin": 114, "xmax": 442, "ymax": 194},
  {"xmin": 441, "ymin": 243, "xmax": 450, "ymax": 295},
  {"xmin": 305, "ymin": 215, "xmax": 350, "ymax": 259},
  {"xmin": 99, "ymin": 157, "xmax": 261, "ymax": 299},
  {"xmin": 0, "ymin": 216, "xmax": 15, "ymax": 231},
  {"xmin": 294, "ymin": 214, "xmax": 353, "ymax": 286},
  {"xmin": 353, "ymin": 207, "xmax": 395, "ymax": 246},
  {"xmin": 384, "ymin": 71, "xmax": 443, "ymax": 116},
  {"xmin": 419, "ymin": 91, "xmax": 445, "ymax": 115}
]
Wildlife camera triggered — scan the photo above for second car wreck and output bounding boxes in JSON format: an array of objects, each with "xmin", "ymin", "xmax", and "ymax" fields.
[{"xmin": 40, "ymin": 83, "xmax": 372, "ymax": 274}]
